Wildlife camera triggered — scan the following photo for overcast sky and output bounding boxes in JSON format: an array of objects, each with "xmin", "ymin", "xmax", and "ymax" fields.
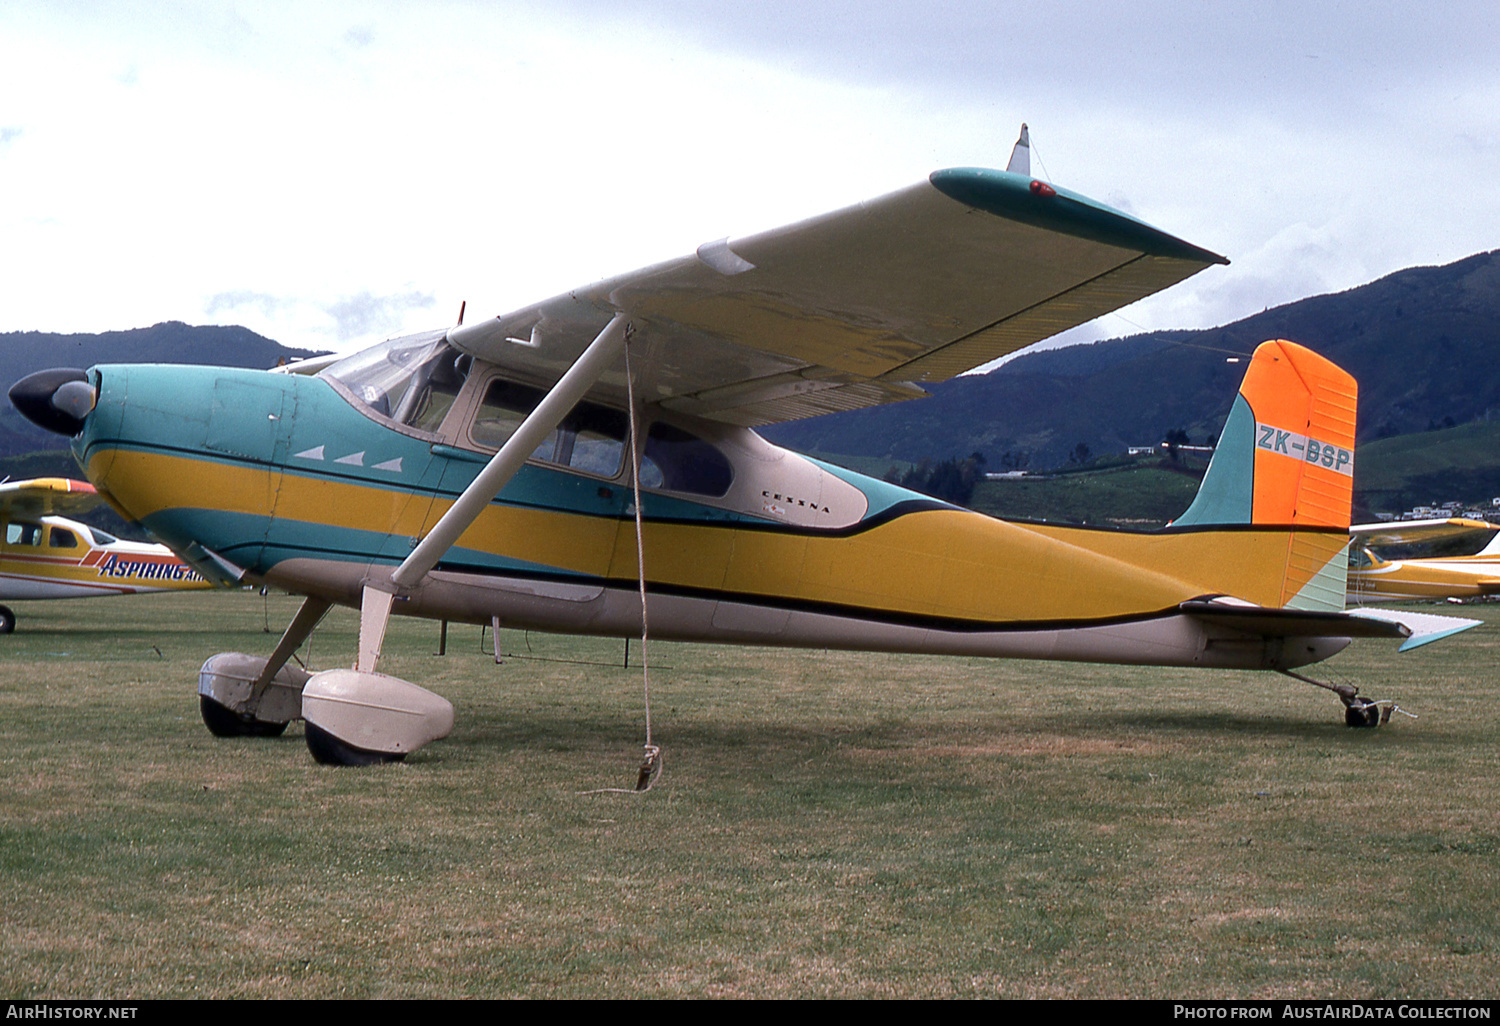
[{"xmin": 3, "ymin": 1, "xmax": 1498, "ymax": 361}]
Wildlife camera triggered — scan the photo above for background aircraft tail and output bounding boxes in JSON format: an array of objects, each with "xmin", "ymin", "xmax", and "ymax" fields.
[{"xmin": 1172, "ymin": 339, "xmax": 1357, "ymax": 612}]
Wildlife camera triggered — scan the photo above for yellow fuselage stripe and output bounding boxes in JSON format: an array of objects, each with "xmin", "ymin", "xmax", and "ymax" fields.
[{"xmin": 97, "ymin": 449, "xmax": 1326, "ymax": 624}]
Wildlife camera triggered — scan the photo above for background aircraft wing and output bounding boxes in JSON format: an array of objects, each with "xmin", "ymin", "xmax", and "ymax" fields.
[
  {"xmin": 1351, "ymin": 518, "xmax": 1500, "ymax": 559},
  {"xmin": 0, "ymin": 477, "xmax": 103, "ymax": 519},
  {"xmin": 1352, "ymin": 518, "xmax": 1499, "ymax": 550},
  {"xmin": 447, "ymin": 168, "xmax": 1227, "ymax": 426}
]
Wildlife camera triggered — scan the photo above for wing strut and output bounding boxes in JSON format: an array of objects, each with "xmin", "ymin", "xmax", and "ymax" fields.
[{"xmin": 354, "ymin": 312, "xmax": 631, "ymax": 674}]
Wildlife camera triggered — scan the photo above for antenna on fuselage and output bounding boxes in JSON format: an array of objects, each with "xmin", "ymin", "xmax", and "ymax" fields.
[{"xmin": 456, "ymin": 300, "xmax": 466, "ymax": 326}]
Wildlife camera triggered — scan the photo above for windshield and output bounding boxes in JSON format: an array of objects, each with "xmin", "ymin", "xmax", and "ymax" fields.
[{"xmin": 318, "ymin": 331, "xmax": 470, "ymax": 432}]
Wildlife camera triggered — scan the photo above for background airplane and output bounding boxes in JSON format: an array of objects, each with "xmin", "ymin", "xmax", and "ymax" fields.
[
  {"xmin": 0, "ymin": 477, "xmax": 212, "ymax": 633},
  {"xmin": 1348, "ymin": 517, "xmax": 1500, "ymax": 603},
  {"xmin": 9, "ymin": 151, "xmax": 1480, "ymax": 763}
]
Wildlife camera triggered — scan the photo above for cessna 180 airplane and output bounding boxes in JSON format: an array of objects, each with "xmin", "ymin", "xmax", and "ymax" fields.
[
  {"xmin": 1348, "ymin": 517, "xmax": 1500, "ymax": 604},
  {"xmin": 9, "ymin": 141, "xmax": 1481, "ymax": 764},
  {"xmin": 0, "ymin": 477, "xmax": 210, "ymax": 633}
]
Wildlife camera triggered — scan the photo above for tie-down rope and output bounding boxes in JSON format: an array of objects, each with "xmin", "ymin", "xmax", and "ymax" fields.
[{"xmin": 580, "ymin": 331, "xmax": 662, "ymax": 794}]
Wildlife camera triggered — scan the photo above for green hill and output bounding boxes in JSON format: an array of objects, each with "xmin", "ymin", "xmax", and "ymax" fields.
[
  {"xmin": 803, "ymin": 422, "xmax": 1500, "ymax": 528},
  {"xmin": 1352, "ymin": 421, "xmax": 1500, "ymax": 514}
]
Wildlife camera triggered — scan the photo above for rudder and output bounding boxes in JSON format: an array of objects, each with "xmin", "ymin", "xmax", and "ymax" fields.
[{"xmin": 1173, "ymin": 340, "xmax": 1356, "ymax": 611}]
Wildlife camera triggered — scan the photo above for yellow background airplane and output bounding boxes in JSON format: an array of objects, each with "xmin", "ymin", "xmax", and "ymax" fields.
[
  {"xmin": 1348, "ymin": 517, "xmax": 1500, "ymax": 603},
  {"xmin": 9, "ymin": 145, "xmax": 1481, "ymax": 762},
  {"xmin": 0, "ymin": 477, "xmax": 211, "ymax": 633}
]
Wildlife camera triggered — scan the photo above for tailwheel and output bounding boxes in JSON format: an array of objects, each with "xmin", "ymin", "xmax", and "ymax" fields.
[
  {"xmin": 0, "ymin": 605, "xmax": 14, "ymax": 634},
  {"xmin": 200, "ymin": 696, "xmax": 290, "ymax": 737},
  {"xmin": 1279, "ymin": 669, "xmax": 1406, "ymax": 728},
  {"xmin": 1342, "ymin": 695, "xmax": 1394, "ymax": 729},
  {"xmin": 304, "ymin": 722, "xmax": 406, "ymax": 766}
]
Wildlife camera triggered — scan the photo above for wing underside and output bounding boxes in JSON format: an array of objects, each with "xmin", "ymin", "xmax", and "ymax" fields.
[{"xmin": 447, "ymin": 168, "xmax": 1226, "ymax": 426}]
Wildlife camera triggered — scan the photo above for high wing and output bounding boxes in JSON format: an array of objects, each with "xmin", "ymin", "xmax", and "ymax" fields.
[
  {"xmin": 446, "ymin": 168, "xmax": 1228, "ymax": 426},
  {"xmin": 0, "ymin": 478, "xmax": 103, "ymax": 519}
]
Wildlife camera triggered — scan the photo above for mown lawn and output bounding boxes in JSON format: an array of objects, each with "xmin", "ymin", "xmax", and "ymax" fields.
[{"xmin": 1, "ymin": 591, "xmax": 1496, "ymax": 998}]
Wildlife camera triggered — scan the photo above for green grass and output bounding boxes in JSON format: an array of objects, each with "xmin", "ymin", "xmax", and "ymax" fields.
[{"xmin": 2, "ymin": 591, "xmax": 1498, "ymax": 998}]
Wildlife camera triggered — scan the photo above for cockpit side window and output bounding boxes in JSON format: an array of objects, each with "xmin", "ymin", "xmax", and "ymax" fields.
[
  {"xmin": 461, "ymin": 376, "xmax": 731, "ymax": 493},
  {"xmin": 470, "ymin": 378, "xmax": 627, "ymax": 479},
  {"xmin": 48, "ymin": 527, "xmax": 78, "ymax": 549},
  {"xmin": 471, "ymin": 379, "xmax": 546, "ymax": 450},
  {"xmin": 4, "ymin": 521, "xmax": 43, "ymax": 547},
  {"xmin": 639, "ymin": 422, "xmax": 734, "ymax": 497}
]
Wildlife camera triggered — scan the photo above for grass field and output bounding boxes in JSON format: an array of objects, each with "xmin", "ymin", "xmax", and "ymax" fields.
[{"xmin": 1, "ymin": 590, "xmax": 1497, "ymax": 999}]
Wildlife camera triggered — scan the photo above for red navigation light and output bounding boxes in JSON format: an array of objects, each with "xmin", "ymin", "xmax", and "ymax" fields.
[{"xmin": 1030, "ymin": 180, "xmax": 1056, "ymax": 198}]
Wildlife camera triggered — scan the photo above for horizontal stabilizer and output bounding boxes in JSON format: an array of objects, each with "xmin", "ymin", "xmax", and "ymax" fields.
[
  {"xmin": 1180, "ymin": 598, "xmax": 1408, "ymax": 640},
  {"xmin": 1344, "ymin": 606, "xmax": 1484, "ymax": 652},
  {"xmin": 1181, "ymin": 598, "xmax": 1481, "ymax": 652}
]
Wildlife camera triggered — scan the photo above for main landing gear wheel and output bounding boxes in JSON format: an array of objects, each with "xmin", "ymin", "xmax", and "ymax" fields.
[
  {"xmin": 199, "ymin": 695, "xmax": 290, "ymax": 738},
  {"xmin": 304, "ymin": 722, "xmax": 406, "ymax": 766},
  {"xmin": 0, "ymin": 605, "xmax": 14, "ymax": 634}
]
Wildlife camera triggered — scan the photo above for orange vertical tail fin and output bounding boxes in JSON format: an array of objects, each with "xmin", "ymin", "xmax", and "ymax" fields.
[{"xmin": 1174, "ymin": 340, "xmax": 1356, "ymax": 610}]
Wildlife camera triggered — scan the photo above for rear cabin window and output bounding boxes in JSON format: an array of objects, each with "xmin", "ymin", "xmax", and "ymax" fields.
[
  {"xmin": 640, "ymin": 423, "xmax": 734, "ymax": 497},
  {"xmin": 471, "ymin": 379, "xmax": 628, "ymax": 479}
]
